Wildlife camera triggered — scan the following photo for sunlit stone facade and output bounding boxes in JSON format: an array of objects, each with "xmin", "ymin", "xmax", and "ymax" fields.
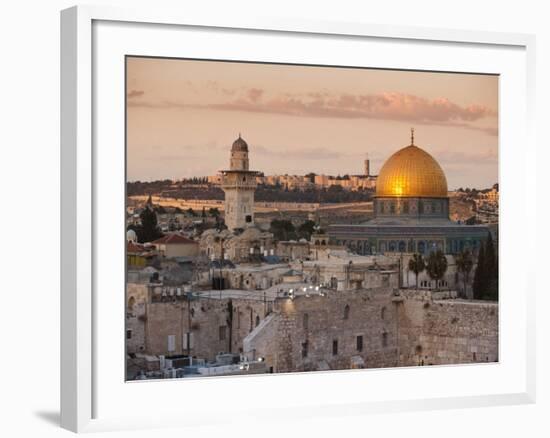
[{"xmin": 221, "ymin": 135, "xmax": 258, "ymax": 231}]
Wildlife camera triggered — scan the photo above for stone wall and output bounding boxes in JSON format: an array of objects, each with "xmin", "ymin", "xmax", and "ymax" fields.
[
  {"xmin": 126, "ymin": 307, "xmax": 146, "ymax": 354},
  {"xmin": 126, "ymin": 283, "xmax": 148, "ymax": 354},
  {"xmin": 127, "ymin": 281, "xmax": 498, "ymax": 373},
  {"xmin": 142, "ymin": 295, "xmax": 270, "ymax": 361},
  {"xmin": 397, "ymin": 292, "xmax": 498, "ymax": 366},
  {"xmin": 244, "ymin": 288, "xmax": 399, "ymax": 373}
]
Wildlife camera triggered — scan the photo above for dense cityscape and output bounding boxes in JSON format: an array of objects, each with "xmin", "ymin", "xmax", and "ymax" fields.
[{"xmin": 126, "ymin": 131, "xmax": 499, "ymax": 380}]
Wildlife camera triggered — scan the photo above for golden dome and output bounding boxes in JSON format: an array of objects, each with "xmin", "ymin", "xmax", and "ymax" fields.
[{"xmin": 376, "ymin": 142, "xmax": 448, "ymax": 198}]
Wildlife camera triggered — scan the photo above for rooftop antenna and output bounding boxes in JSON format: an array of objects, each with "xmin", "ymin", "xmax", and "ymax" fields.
[{"xmin": 411, "ymin": 127, "xmax": 415, "ymax": 145}]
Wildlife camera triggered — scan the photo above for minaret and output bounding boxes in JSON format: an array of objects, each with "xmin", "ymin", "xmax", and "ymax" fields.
[{"xmin": 221, "ymin": 134, "xmax": 258, "ymax": 231}]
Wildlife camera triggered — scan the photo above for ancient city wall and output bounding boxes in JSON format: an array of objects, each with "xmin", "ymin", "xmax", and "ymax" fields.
[
  {"xmin": 245, "ymin": 288, "xmax": 400, "ymax": 373},
  {"xmin": 127, "ymin": 281, "xmax": 498, "ymax": 372},
  {"xmin": 398, "ymin": 292, "xmax": 499, "ymax": 366}
]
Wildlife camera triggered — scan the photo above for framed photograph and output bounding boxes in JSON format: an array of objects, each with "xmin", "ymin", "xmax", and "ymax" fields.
[{"xmin": 61, "ymin": 5, "xmax": 536, "ymax": 433}]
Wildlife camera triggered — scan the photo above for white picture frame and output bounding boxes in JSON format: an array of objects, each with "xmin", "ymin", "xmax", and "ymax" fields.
[{"xmin": 60, "ymin": 5, "xmax": 536, "ymax": 433}]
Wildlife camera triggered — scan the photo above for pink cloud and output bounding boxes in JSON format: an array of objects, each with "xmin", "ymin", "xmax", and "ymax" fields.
[
  {"xmin": 206, "ymin": 90, "xmax": 496, "ymax": 126},
  {"xmin": 127, "ymin": 87, "xmax": 497, "ymax": 135},
  {"xmin": 127, "ymin": 89, "xmax": 145, "ymax": 99},
  {"xmin": 247, "ymin": 88, "xmax": 264, "ymax": 103}
]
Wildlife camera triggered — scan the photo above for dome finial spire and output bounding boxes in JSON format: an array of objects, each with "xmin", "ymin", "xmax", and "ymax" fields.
[{"xmin": 411, "ymin": 127, "xmax": 415, "ymax": 145}]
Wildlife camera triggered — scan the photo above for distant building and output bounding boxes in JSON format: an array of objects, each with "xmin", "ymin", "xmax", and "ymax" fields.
[
  {"xmin": 364, "ymin": 155, "xmax": 371, "ymax": 176},
  {"xmin": 152, "ymin": 233, "xmax": 199, "ymax": 258}
]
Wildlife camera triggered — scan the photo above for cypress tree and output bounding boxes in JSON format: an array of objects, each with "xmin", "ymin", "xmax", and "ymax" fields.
[
  {"xmin": 484, "ymin": 233, "xmax": 498, "ymax": 301},
  {"xmin": 137, "ymin": 207, "xmax": 163, "ymax": 243},
  {"xmin": 425, "ymin": 250, "xmax": 448, "ymax": 290},
  {"xmin": 455, "ymin": 249, "xmax": 474, "ymax": 298},
  {"xmin": 408, "ymin": 253, "xmax": 425, "ymax": 291},
  {"xmin": 485, "ymin": 233, "xmax": 496, "ymax": 279},
  {"xmin": 472, "ymin": 242, "xmax": 486, "ymax": 300}
]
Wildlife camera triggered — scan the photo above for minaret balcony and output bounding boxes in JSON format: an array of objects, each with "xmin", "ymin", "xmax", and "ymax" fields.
[{"xmin": 221, "ymin": 181, "xmax": 257, "ymax": 190}]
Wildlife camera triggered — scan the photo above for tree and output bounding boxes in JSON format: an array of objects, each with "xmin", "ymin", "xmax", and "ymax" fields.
[
  {"xmin": 487, "ymin": 253, "xmax": 499, "ymax": 301},
  {"xmin": 472, "ymin": 233, "xmax": 499, "ymax": 301},
  {"xmin": 426, "ymin": 250, "xmax": 448, "ymax": 290},
  {"xmin": 269, "ymin": 219, "xmax": 296, "ymax": 241},
  {"xmin": 136, "ymin": 208, "xmax": 163, "ymax": 243},
  {"xmin": 297, "ymin": 220, "xmax": 316, "ymax": 240},
  {"xmin": 408, "ymin": 253, "xmax": 425, "ymax": 291},
  {"xmin": 455, "ymin": 249, "xmax": 474, "ymax": 298},
  {"xmin": 484, "ymin": 233, "xmax": 498, "ymax": 301},
  {"xmin": 479, "ymin": 233, "xmax": 498, "ymax": 301},
  {"xmin": 208, "ymin": 207, "xmax": 220, "ymax": 218},
  {"xmin": 472, "ymin": 243, "xmax": 486, "ymax": 299}
]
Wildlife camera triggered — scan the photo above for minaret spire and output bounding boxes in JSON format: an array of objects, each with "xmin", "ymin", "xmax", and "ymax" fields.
[{"xmin": 411, "ymin": 127, "xmax": 415, "ymax": 145}]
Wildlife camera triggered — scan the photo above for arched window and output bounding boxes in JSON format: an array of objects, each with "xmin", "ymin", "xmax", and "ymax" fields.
[
  {"xmin": 303, "ymin": 313, "xmax": 309, "ymax": 330},
  {"xmin": 344, "ymin": 305, "xmax": 350, "ymax": 320},
  {"xmin": 127, "ymin": 296, "xmax": 136, "ymax": 311},
  {"xmin": 255, "ymin": 315, "xmax": 260, "ymax": 327},
  {"xmin": 381, "ymin": 306, "xmax": 386, "ymax": 320}
]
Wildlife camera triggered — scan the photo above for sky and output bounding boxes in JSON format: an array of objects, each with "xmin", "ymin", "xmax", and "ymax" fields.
[{"xmin": 126, "ymin": 56, "xmax": 498, "ymax": 190}]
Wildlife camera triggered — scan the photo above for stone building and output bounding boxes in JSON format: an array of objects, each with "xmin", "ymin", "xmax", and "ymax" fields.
[
  {"xmin": 276, "ymin": 239, "xmax": 310, "ymax": 261},
  {"xmin": 126, "ymin": 253, "xmax": 498, "ymax": 377},
  {"xmin": 125, "ymin": 283, "xmax": 275, "ymax": 360},
  {"xmin": 151, "ymin": 233, "xmax": 199, "ymax": 258},
  {"xmin": 298, "ymin": 252, "xmax": 399, "ymax": 291},
  {"xmin": 199, "ymin": 227, "xmax": 275, "ymax": 264},
  {"xmin": 126, "ymin": 241, "xmax": 154, "ymax": 268},
  {"xmin": 329, "ymin": 130, "xmax": 490, "ymax": 255},
  {"xmin": 222, "ymin": 264, "xmax": 292, "ymax": 291}
]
